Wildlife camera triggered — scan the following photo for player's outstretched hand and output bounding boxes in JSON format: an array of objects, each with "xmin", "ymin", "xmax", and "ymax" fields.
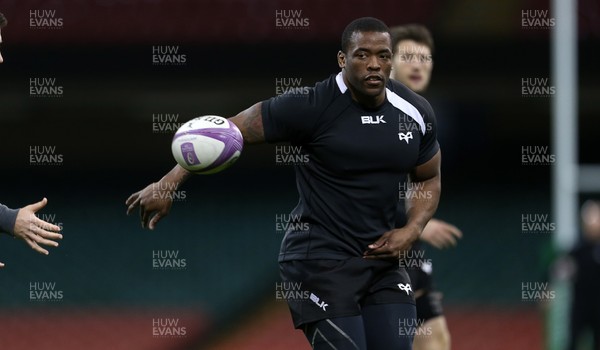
[
  {"xmin": 126, "ymin": 182, "xmax": 173, "ymax": 230},
  {"xmin": 419, "ymin": 218, "xmax": 462, "ymax": 249},
  {"xmin": 363, "ymin": 226, "xmax": 420, "ymax": 260},
  {"xmin": 13, "ymin": 198, "xmax": 63, "ymax": 256}
]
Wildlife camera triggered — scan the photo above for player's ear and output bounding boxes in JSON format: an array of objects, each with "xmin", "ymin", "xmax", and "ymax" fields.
[{"xmin": 337, "ymin": 51, "xmax": 346, "ymax": 69}]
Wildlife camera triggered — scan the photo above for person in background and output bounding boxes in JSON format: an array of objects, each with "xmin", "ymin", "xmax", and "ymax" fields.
[
  {"xmin": 568, "ymin": 200, "xmax": 600, "ymax": 350},
  {"xmin": 390, "ymin": 23, "xmax": 462, "ymax": 350},
  {"xmin": 0, "ymin": 12, "xmax": 63, "ymax": 268}
]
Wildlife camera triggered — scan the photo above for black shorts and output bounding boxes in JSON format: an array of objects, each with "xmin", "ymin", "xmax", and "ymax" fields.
[
  {"xmin": 415, "ymin": 290, "xmax": 444, "ymax": 321},
  {"xmin": 405, "ymin": 243, "xmax": 444, "ymax": 321},
  {"xmin": 404, "ymin": 243, "xmax": 433, "ymax": 292},
  {"xmin": 279, "ymin": 257, "xmax": 415, "ymax": 328}
]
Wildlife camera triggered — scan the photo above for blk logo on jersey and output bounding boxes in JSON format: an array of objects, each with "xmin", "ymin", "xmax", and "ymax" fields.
[
  {"xmin": 398, "ymin": 283, "xmax": 413, "ymax": 295},
  {"xmin": 398, "ymin": 132, "xmax": 413, "ymax": 144},
  {"xmin": 361, "ymin": 115, "xmax": 386, "ymax": 124}
]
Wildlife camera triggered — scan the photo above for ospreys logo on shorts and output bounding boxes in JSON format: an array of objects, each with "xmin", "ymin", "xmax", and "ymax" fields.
[
  {"xmin": 397, "ymin": 283, "xmax": 413, "ymax": 295},
  {"xmin": 309, "ymin": 292, "xmax": 329, "ymax": 311}
]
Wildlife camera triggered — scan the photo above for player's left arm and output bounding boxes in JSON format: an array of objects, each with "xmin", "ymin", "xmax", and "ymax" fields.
[
  {"xmin": 364, "ymin": 150, "xmax": 441, "ymax": 259},
  {"xmin": 405, "ymin": 150, "xmax": 441, "ymax": 237}
]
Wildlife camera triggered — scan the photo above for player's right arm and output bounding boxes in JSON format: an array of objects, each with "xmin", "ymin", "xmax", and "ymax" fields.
[
  {"xmin": 126, "ymin": 102, "xmax": 266, "ymax": 230},
  {"xmin": 229, "ymin": 102, "xmax": 266, "ymax": 144}
]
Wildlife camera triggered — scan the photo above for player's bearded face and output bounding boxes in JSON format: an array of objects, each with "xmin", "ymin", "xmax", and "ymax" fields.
[{"xmin": 339, "ymin": 31, "xmax": 392, "ymax": 99}]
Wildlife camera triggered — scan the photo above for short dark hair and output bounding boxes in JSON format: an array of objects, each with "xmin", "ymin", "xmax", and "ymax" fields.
[
  {"xmin": 341, "ymin": 17, "xmax": 391, "ymax": 53},
  {"xmin": 390, "ymin": 24, "xmax": 434, "ymax": 54},
  {"xmin": 0, "ymin": 12, "xmax": 7, "ymax": 28}
]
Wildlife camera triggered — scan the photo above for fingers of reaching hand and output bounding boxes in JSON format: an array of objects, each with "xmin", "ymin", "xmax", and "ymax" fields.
[
  {"xmin": 127, "ymin": 184, "xmax": 172, "ymax": 229},
  {"xmin": 126, "ymin": 192, "xmax": 141, "ymax": 215},
  {"xmin": 33, "ymin": 216, "xmax": 62, "ymax": 234},
  {"xmin": 30, "ymin": 216, "xmax": 62, "ymax": 238},
  {"xmin": 140, "ymin": 204, "xmax": 150, "ymax": 229},
  {"xmin": 21, "ymin": 216, "xmax": 62, "ymax": 255},
  {"xmin": 149, "ymin": 213, "xmax": 163, "ymax": 230},
  {"xmin": 24, "ymin": 236, "xmax": 50, "ymax": 255},
  {"xmin": 28, "ymin": 224, "xmax": 60, "ymax": 246},
  {"xmin": 139, "ymin": 199, "xmax": 167, "ymax": 229},
  {"xmin": 32, "ymin": 225, "xmax": 63, "ymax": 242},
  {"xmin": 139, "ymin": 195, "xmax": 171, "ymax": 230},
  {"xmin": 31, "ymin": 232, "xmax": 59, "ymax": 248}
]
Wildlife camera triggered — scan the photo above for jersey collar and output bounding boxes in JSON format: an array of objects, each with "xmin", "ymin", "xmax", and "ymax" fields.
[{"xmin": 335, "ymin": 72, "xmax": 348, "ymax": 94}]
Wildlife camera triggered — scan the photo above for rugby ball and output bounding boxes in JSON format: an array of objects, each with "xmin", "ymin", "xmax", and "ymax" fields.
[{"xmin": 171, "ymin": 115, "xmax": 243, "ymax": 174}]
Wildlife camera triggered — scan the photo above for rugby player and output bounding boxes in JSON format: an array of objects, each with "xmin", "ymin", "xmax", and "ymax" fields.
[{"xmin": 127, "ymin": 17, "xmax": 441, "ymax": 349}]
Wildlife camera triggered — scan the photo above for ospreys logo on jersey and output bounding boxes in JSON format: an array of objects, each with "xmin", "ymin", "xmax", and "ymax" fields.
[
  {"xmin": 398, "ymin": 132, "xmax": 413, "ymax": 144},
  {"xmin": 361, "ymin": 115, "xmax": 386, "ymax": 124}
]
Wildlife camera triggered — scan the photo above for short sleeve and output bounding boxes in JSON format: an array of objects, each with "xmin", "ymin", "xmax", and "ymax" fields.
[
  {"xmin": 416, "ymin": 99, "xmax": 440, "ymax": 165},
  {"xmin": 261, "ymin": 88, "xmax": 320, "ymax": 144}
]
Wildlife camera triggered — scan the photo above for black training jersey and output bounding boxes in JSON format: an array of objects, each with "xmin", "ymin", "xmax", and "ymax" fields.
[{"xmin": 262, "ymin": 72, "xmax": 439, "ymax": 261}]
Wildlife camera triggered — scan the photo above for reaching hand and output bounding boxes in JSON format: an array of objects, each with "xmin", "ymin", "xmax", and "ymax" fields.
[
  {"xmin": 12, "ymin": 198, "xmax": 62, "ymax": 256},
  {"xmin": 126, "ymin": 182, "xmax": 173, "ymax": 230},
  {"xmin": 419, "ymin": 218, "xmax": 462, "ymax": 249}
]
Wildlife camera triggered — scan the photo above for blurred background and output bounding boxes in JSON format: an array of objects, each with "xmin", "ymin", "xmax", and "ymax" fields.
[{"xmin": 0, "ymin": 0, "xmax": 599, "ymax": 349}]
